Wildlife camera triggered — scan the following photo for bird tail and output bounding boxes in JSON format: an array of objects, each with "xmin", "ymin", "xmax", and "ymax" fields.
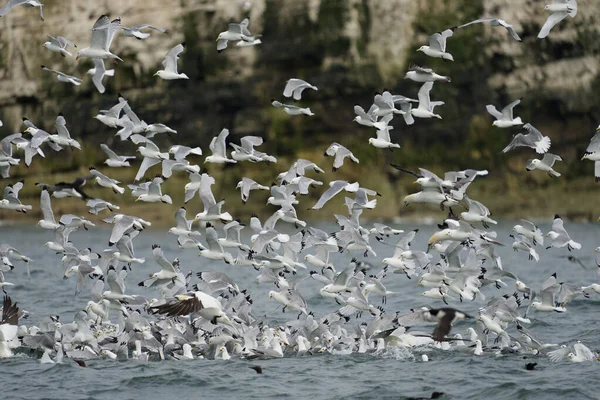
[
  {"xmin": 549, "ymin": 170, "xmax": 561, "ymax": 177},
  {"xmin": 535, "ymin": 136, "xmax": 551, "ymax": 154}
]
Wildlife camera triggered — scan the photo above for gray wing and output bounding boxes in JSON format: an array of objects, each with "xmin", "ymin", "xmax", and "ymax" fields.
[
  {"xmin": 40, "ymin": 190, "xmax": 55, "ymax": 223},
  {"xmin": 135, "ymin": 156, "xmax": 160, "ymax": 182},
  {"xmin": 417, "ymin": 82, "xmax": 433, "ymax": 110},
  {"xmin": 541, "ymin": 153, "xmax": 561, "ymax": 167},
  {"xmin": 55, "ymin": 114, "xmax": 71, "ymax": 139},
  {"xmin": 91, "ymin": 59, "xmax": 107, "ymax": 94},
  {"xmin": 501, "ymin": 99, "xmax": 520, "ymax": 120},
  {"xmin": 162, "ymin": 43, "xmax": 184, "ymax": 73},
  {"xmin": 311, "ymin": 181, "xmax": 350, "ymax": 210},
  {"xmin": 585, "ymin": 132, "xmax": 600, "ymax": 154},
  {"xmin": 538, "ymin": 12, "xmax": 569, "ymax": 39}
]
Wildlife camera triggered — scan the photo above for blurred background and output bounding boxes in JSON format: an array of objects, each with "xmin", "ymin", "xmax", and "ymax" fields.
[{"xmin": 0, "ymin": 0, "xmax": 599, "ymax": 225}]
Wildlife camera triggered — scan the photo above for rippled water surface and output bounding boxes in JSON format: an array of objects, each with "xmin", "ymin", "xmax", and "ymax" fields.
[{"xmin": 1, "ymin": 221, "xmax": 600, "ymax": 400}]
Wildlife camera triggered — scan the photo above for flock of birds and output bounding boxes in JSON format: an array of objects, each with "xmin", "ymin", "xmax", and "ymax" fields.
[{"xmin": 1, "ymin": 0, "xmax": 600, "ymax": 380}]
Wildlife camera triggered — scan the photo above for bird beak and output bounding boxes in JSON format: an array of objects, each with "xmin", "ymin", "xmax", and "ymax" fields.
[
  {"xmin": 581, "ymin": 156, "xmax": 586, "ymax": 161},
  {"xmin": 153, "ymin": 72, "xmax": 158, "ymax": 77},
  {"xmin": 594, "ymin": 248, "xmax": 599, "ymax": 252},
  {"xmin": 417, "ymin": 48, "xmax": 422, "ymax": 52}
]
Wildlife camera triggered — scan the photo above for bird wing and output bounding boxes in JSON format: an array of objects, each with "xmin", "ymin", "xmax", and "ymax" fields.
[
  {"xmin": 198, "ymin": 174, "xmax": 217, "ymax": 210},
  {"xmin": 91, "ymin": 59, "xmax": 107, "ymax": 93},
  {"xmin": 90, "ymin": 15, "xmax": 110, "ymax": 50},
  {"xmin": 585, "ymin": 132, "xmax": 600, "ymax": 154},
  {"xmin": 55, "ymin": 114, "xmax": 71, "ymax": 139},
  {"xmin": 501, "ymin": 99, "xmax": 520, "ymax": 120},
  {"xmin": 541, "ymin": 153, "xmax": 561, "ymax": 167},
  {"xmin": 153, "ymin": 245, "xmax": 176, "ymax": 273},
  {"xmin": 162, "ymin": 43, "xmax": 184, "ymax": 73},
  {"xmin": 240, "ymin": 135, "xmax": 263, "ymax": 151},
  {"xmin": 151, "ymin": 294, "xmax": 203, "ymax": 317},
  {"xmin": 40, "ymin": 190, "xmax": 56, "ymax": 223},
  {"xmin": 311, "ymin": 180, "xmax": 349, "ymax": 210},
  {"xmin": 417, "ymin": 81, "xmax": 433, "ymax": 110},
  {"xmin": 1, "ymin": 295, "xmax": 19, "ymax": 325},
  {"xmin": 538, "ymin": 11, "xmax": 568, "ymax": 39}
]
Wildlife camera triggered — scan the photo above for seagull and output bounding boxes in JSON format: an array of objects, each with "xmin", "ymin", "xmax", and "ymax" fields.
[
  {"xmin": 510, "ymin": 234, "xmax": 540, "ymax": 261},
  {"xmin": 87, "ymin": 59, "xmax": 114, "ymax": 94},
  {"xmin": 404, "ymin": 65, "xmax": 450, "ymax": 83},
  {"xmin": 581, "ymin": 127, "xmax": 600, "ymax": 182},
  {"xmin": 538, "ymin": 0, "xmax": 578, "ymax": 39},
  {"xmin": 512, "ymin": 219, "xmax": 544, "ymax": 246},
  {"xmin": 486, "ymin": 99, "xmax": 523, "ymax": 128},
  {"xmin": 0, "ymin": 181, "xmax": 32, "ymax": 213},
  {"xmin": 549, "ymin": 342, "xmax": 596, "ymax": 363},
  {"xmin": 37, "ymin": 190, "xmax": 59, "ymax": 230},
  {"xmin": 138, "ymin": 244, "xmax": 184, "ymax": 288},
  {"xmin": 324, "ymin": 143, "xmax": 359, "ymax": 171},
  {"xmin": 205, "ymin": 128, "xmax": 236, "ymax": 164},
  {"xmin": 460, "ymin": 196, "xmax": 497, "ymax": 228},
  {"xmin": 0, "ymin": 133, "xmax": 22, "ymax": 178},
  {"xmin": 418, "ymin": 29, "xmax": 454, "ymax": 61},
  {"xmin": 368, "ymin": 116, "xmax": 399, "ymax": 150},
  {"xmin": 94, "ymin": 97, "xmax": 127, "ymax": 128},
  {"xmin": 132, "ymin": 135, "xmax": 169, "ymax": 181},
  {"xmin": 310, "ymin": 181, "xmax": 359, "ymax": 210},
  {"xmin": 353, "ymin": 104, "xmax": 388, "ymax": 130},
  {"xmin": 89, "ymin": 167, "xmax": 125, "ymax": 194},
  {"xmin": 48, "ymin": 114, "xmax": 81, "ymax": 150},
  {"xmin": 100, "ymin": 144, "xmax": 135, "ymax": 167},
  {"xmin": 453, "ymin": 17, "xmax": 521, "ymax": 41},
  {"xmin": 272, "ymin": 100, "xmax": 314, "ymax": 116},
  {"xmin": 36, "ymin": 176, "xmax": 91, "ymax": 200},
  {"xmin": 502, "ymin": 123, "xmax": 551, "ymax": 154},
  {"xmin": 283, "ymin": 78, "xmax": 318, "ymax": 100},
  {"xmin": 41, "ymin": 66, "xmax": 82, "ymax": 86},
  {"xmin": 216, "ymin": 18, "xmax": 257, "ymax": 52},
  {"xmin": 526, "ymin": 153, "xmax": 562, "ymax": 177},
  {"xmin": 76, "ymin": 15, "xmax": 123, "ymax": 61},
  {"xmin": 546, "ymin": 215, "xmax": 581, "ymax": 251},
  {"xmin": 86, "ymin": 198, "xmax": 119, "ymax": 215},
  {"xmin": 144, "ymin": 123, "xmax": 177, "ymax": 138},
  {"xmin": 135, "ymin": 176, "xmax": 172, "ymax": 204},
  {"xmin": 0, "ymin": 0, "xmax": 44, "ymax": 20},
  {"xmin": 43, "ymin": 35, "xmax": 76, "ymax": 57},
  {"xmin": 190, "ymin": 174, "xmax": 232, "ymax": 223},
  {"xmin": 236, "ymin": 177, "xmax": 269, "ymax": 203},
  {"xmin": 411, "ymin": 82, "xmax": 444, "ymax": 119},
  {"xmin": 154, "ymin": 43, "xmax": 188, "ymax": 80},
  {"xmin": 0, "ymin": 295, "xmax": 20, "ymax": 359},
  {"xmin": 230, "ymin": 136, "xmax": 276, "ymax": 163},
  {"xmin": 122, "ymin": 24, "xmax": 167, "ymax": 39}
]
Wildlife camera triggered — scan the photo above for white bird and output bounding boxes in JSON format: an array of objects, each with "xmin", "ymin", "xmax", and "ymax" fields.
[
  {"xmin": 0, "ymin": 181, "xmax": 32, "ymax": 213},
  {"xmin": 89, "ymin": 167, "xmax": 125, "ymax": 194},
  {"xmin": 41, "ymin": 66, "xmax": 82, "ymax": 86},
  {"xmin": 76, "ymin": 15, "xmax": 123, "ymax": 61},
  {"xmin": 0, "ymin": 0, "xmax": 44, "ymax": 20},
  {"xmin": 122, "ymin": 24, "xmax": 167, "ymax": 39},
  {"xmin": 100, "ymin": 144, "xmax": 135, "ymax": 167},
  {"xmin": 353, "ymin": 104, "xmax": 388, "ymax": 130},
  {"xmin": 216, "ymin": 18, "xmax": 257, "ymax": 52},
  {"xmin": 581, "ymin": 128, "xmax": 600, "ymax": 182},
  {"xmin": 154, "ymin": 43, "xmax": 188, "ymax": 80},
  {"xmin": 368, "ymin": 116, "xmax": 399, "ymax": 150},
  {"xmin": 460, "ymin": 196, "xmax": 497, "ymax": 228},
  {"xmin": 37, "ymin": 190, "xmax": 59, "ymax": 230},
  {"xmin": 86, "ymin": 198, "xmax": 119, "ymax": 215},
  {"xmin": 453, "ymin": 18, "xmax": 521, "ymax": 41},
  {"xmin": 411, "ymin": 82, "xmax": 444, "ymax": 119},
  {"xmin": 230, "ymin": 136, "xmax": 275, "ymax": 163},
  {"xmin": 135, "ymin": 176, "xmax": 172, "ymax": 204},
  {"xmin": 324, "ymin": 142, "xmax": 359, "ymax": 171},
  {"xmin": 404, "ymin": 65, "xmax": 450, "ymax": 83},
  {"xmin": 272, "ymin": 100, "xmax": 314, "ymax": 116},
  {"xmin": 87, "ymin": 59, "xmax": 114, "ymax": 94},
  {"xmin": 546, "ymin": 215, "xmax": 581, "ymax": 251},
  {"xmin": 205, "ymin": 128, "xmax": 236, "ymax": 164},
  {"xmin": 94, "ymin": 97, "xmax": 127, "ymax": 128},
  {"xmin": 283, "ymin": 78, "xmax": 318, "ymax": 100},
  {"xmin": 48, "ymin": 114, "xmax": 81, "ymax": 150},
  {"xmin": 486, "ymin": 99, "xmax": 523, "ymax": 128},
  {"xmin": 192, "ymin": 173, "xmax": 232, "ymax": 223},
  {"xmin": 43, "ymin": 35, "xmax": 76, "ymax": 57},
  {"xmin": 526, "ymin": 153, "xmax": 562, "ymax": 177},
  {"xmin": 417, "ymin": 29, "xmax": 454, "ymax": 61},
  {"xmin": 502, "ymin": 124, "xmax": 551, "ymax": 154},
  {"xmin": 132, "ymin": 135, "xmax": 169, "ymax": 181},
  {"xmin": 311, "ymin": 180, "xmax": 360, "ymax": 210},
  {"xmin": 511, "ymin": 234, "xmax": 540, "ymax": 262},
  {"xmin": 236, "ymin": 177, "xmax": 269, "ymax": 203},
  {"xmin": 144, "ymin": 123, "xmax": 177, "ymax": 138},
  {"xmin": 538, "ymin": 0, "xmax": 578, "ymax": 39}
]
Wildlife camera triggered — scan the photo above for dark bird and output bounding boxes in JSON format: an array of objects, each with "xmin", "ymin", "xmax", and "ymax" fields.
[
  {"xmin": 249, "ymin": 365, "xmax": 263, "ymax": 374},
  {"xmin": 74, "ymin": 359, "xmax": 87, "ymax": 367},
  {"xmin": 1, "ymin": 295, "xmax": 19, "ymax": 325},
  {"xmin": 35, "ymin": 176, "xmax": 93, "ymax": 200},
  {"xmin": 525, "ymin": 362, "xmax": 537, "ymax": 370},
  {"xmin": 429, "ymin": 308, "xmax": 473, "ymax": 342},
  {"xmin": 407, "ymin": 392, "xmax": 445, "ymax": 400}
]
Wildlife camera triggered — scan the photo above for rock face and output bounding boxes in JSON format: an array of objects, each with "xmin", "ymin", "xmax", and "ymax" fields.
[{"xmin": 0, "ymin": 0, "xmax": 597, "ymax": 220}]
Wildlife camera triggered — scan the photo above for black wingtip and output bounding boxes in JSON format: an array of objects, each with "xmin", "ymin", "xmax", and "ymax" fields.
[
  {"xmin": 181, "ymin": 41, "xmax": 186, "ymax": 48},
  {"xmin": 554, "ymin": 214, "xmax": 560, "ymax": 219}
]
